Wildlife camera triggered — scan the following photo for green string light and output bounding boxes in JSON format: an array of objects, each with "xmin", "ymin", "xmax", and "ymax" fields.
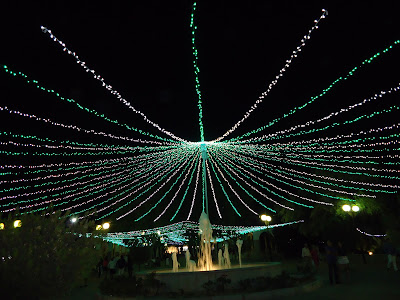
[{"xmin": 190, "ymin": 2, "xmax": 205, "ymax": 141}]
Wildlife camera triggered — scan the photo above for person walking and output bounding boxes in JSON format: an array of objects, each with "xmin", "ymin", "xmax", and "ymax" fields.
[
  {"xmin": 384, "ymin": 237, "xmax": 398, "ymax": 272},
  {"xmin": 302, "ymin": 243, "xmax": 313, "ymax": 271},
  {"xmin": 96, "ymin": 257, "xmax": 103, "ymax": 278},
  {"xmin": 108, "ymin": 256, "xmax": 118, "ymax": 279},
  {"xmin": 117, "ymin": 255, "xmax": 126, "ymax": 276},
  {"xmin": 310, "ymin": 244, "xmax": 320, "ymax": 270},
  {"xmin": 325, "ymin": 240, "xmax": 340, "ymax": 284},
  {"xmin": 102, "ymin": 256, "xmax": 109, "ymax": 279},
  {"xmin": 337, "ymin": 241, "xmax": 350, "ymax": 282}
]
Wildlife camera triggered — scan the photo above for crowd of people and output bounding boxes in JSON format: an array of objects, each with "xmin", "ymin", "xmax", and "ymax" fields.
[
  {"xmin": 302, "ymin": 240, "xmax": 352, "ymax": 284},
  {"xmin": 97, "ymin": 253, "xmax": 134, "ymax": 279},
  {"xmin": 301, "ymin": 237, "xmax": 398, "ymax": 285}
]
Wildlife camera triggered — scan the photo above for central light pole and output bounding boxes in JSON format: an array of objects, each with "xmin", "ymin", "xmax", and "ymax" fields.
[{"xmin": 200, "ymin": 143, "xmax": 209, "ymax": 216}]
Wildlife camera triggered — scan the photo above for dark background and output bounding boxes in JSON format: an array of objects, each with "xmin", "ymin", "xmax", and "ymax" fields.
[
  {"xmin": 1, "ymin": 0, "xmax": 399, "ymax": 143},
  {"xmin": 0, "ymin": 1, "xmax": 399, "ymax": 228}
]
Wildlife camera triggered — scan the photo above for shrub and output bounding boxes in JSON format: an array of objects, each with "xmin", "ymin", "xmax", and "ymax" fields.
[{"xmin": 0, "ymin": 210, "xmax": 104, "ymax": 299}]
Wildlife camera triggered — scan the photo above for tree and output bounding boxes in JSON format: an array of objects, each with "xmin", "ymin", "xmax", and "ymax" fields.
[{"xmin": 0, "ymin": 209, "xmax": 105, "ymax": 299}]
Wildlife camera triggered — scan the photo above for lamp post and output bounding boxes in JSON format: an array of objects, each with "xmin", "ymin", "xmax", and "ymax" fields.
[
  {"xmin": 260, "ymin": 214, "xmax": 272, "ymax": 261},
  {"xmin": 342, "ymin": 204, "xmax": 364, "ymax": 263},
  {"xmin": 260, "ymin": 214, "xmax": 272, "ymax": 225}
]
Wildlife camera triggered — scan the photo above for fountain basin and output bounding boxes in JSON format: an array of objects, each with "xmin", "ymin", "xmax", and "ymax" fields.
[{"xmin": 137, "ymin": 262, "xmax": 282, "ymax": 293}]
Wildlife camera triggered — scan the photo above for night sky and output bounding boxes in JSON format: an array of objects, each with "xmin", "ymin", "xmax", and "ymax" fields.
[
  {"xmin": 1, "ymin": 0, "xmax": 399, "ymax": 142},
  {"xmin": 0, "ymin": 1, "xmax": 399, "ymax": 228}
]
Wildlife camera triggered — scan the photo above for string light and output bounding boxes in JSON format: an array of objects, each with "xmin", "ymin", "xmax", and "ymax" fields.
[
  {"xmin": 0, "ymin": 5, "xmax": 399, "ymax": 225},
  {"xmin": 214, "ymin": 9, "xmax": 329, "ymax": 142},
  {"xmin": 226, "ymin": 40, "xmax": 400, "ymax": 143},
  {"xmin": 39, "ymin": 28, "xmax": 187, "ymax": 142},
  {"xmin": 356, "ymin": 228, "xmax": 387, "ymax": 237},
  {"xmin": 190, "ymin": 2, "xmax": 205, "ymax": 141},
  {"xmin": 101, "ymin": 220, "xmax": 305, "ymax": 246}
]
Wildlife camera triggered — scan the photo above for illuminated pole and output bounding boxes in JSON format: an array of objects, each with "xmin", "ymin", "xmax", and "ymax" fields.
[{"xmin": 201, "ymin": 143, "xmax": 208, "ymax": 215}]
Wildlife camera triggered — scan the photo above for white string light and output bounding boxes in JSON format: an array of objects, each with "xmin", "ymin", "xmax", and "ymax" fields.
[
  {"xmin": 40, "ymin": 26, "xmax": 188, "ymax": 142},
  {"xmin": 213, "ymin": 9, "xmax": 328, "ymax": 142}
]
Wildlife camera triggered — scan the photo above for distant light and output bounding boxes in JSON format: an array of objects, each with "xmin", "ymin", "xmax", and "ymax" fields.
[
  {"xmin": 14, "ymin": 220, "xmax": 22, "ymax": 228},
  {"xmin": 102, "ymin": 222, "xmax": 110, "ymax": 230},
  {"xmin": 368, "ymin": 251, "xmax": 373, "ymax": 256},
  {"xmin": 0, "ymin": 223, "xmax": 4, "ymax": 230},
  {"xmin": 157, "ymin": 230, "xmax": 161, "ymax": 235},
  {"xmin": 352, "ymin": 205, "xmax": 360, "ymax": 212},
  {"xmin": 71, "ymin": 217, "xmax": 77, "ymax": 223},
  {"xmin": 96, "ymin": 225, "xmax": 102, "ymax": 230},
  {"xmin": 342, "ymin": 204, "xmax": 351, "ymax": 212}
]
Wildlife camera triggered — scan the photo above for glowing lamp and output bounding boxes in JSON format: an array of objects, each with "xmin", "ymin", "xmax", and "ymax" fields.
[
  {"xmin": 71, "ymin": 217, "xmax": 77, "ymax": 223},
  {"xmin": 0, "ymin": 223, "xmax": 4, "ymax": 230},
  {"xmin": 261, "ymin": 214, "xmax": 272, "ymax": 222},
  {"xmin": 14, "ymin": 220, "xmax": 22, "ymax": 228},
  {"xmin": 102, "ymin": 222, "xmax": 110, "ymax": 230},
  {"xmin": 368, "ymin": 251, "xmax": 373, "ymax": 256},
  {"xmin": 342, "ymin": 205, "xmax": 351, "ymax": 212},
  {"xmin": 352, "ymin": 205, "xmax": 360, "ymax": 212},
  {"xmin": 95, "ymin": 225, "xmax": 102, "ymax": 230}
]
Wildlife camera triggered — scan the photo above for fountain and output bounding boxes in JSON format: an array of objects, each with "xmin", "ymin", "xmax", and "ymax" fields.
[
  {"xmin": 223, "ymin": 242, "xmax": 231, "ymax": 269},
  {"xmin": 172, "ymin": 251, "xmax": 179, "ymax": 272},
  {"xmin": 198, "ymin": 211, "xmax": 213, "ymax": 271},
  {"xmin": 185, "ymin": 249, "xmax": 196, "ymax": 271},
  {"xmin": 136, "ymin": 214, "xmax": 282, "ymax": 293},
  {"xmin": 236, "ymin": 239, "xmax": 243, "ymax": 267},
  {"xmin": 218, "ymin": 248, "xmax": 224, "ymax": 268}
]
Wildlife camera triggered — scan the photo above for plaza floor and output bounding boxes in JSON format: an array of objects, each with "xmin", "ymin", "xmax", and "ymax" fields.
[{"xmin": 64, "ymin": 258, "xmax": 400, "ymax": 299}]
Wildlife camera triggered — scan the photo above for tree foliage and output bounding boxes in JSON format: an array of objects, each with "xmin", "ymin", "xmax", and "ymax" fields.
[{"xmin": 0, "ymin": 210, "xmax": 106, "ymax": 299}]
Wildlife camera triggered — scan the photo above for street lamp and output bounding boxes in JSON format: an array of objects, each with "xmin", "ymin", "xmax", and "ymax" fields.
[
  {"xmin": 342, "ymin": 204, "xmax": 351, "ymax": 212},
  {"xmin": 102, "ymin": 222, "xmax": 110, "ymax": 230},
  {"xmin": 70, "ymin": 217, "xmax": 78, "ymax": 223},
  {"xmin": 0, "ymin": 223, "xmax": 4, "ymax": 230},
  {"xmin": 260, "ymin": 214, "xmax": 272, "ymax": 223},
  {"xmin": 342, "ymin": 203, "xmax": 364, "ymax": 262},
  {"xmin": 260, "ymin": 214, "xmax": 272, "ymax": 261},
  {"xmin": 14, "ymin": 220, "xmax": 22, "ymax": 228}
]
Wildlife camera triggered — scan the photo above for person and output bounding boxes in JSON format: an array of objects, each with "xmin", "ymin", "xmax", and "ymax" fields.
[
  {"xmin": 325, "ymin": 240, "xmax": 340, "ymax": 284},
  {"xmin": 383, "ymin": 237, "xmax": 398, "ymax": 271},
  {"xmin": 310, "ymin": 244, "xmax": 320, "ymax": 270},
  {"xmin": 96, "ymin": 257, "xmax": 103, "ymax": 278},
  {"xmin": 337, "ymin": 241, "xmax": 350, "ymax": 282},
  {"xmin": 108, "ymin": 256, "xmax": 118, "ymax": 279},
  {"xmin": 302, "ymin": 243, "xmax": 313, "ymax": 270},
  {"xmin": 117, "ymin": 255, "xmax": 126, "ymax": 276},
  {"xmin": 102, "ymin": 256, "xmax": 109, "ymax": 278}
]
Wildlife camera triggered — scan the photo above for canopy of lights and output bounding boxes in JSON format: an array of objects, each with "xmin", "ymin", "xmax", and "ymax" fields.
[{"xmin": 1, "ymin": 2, "xmax": 399, "ymax": 240}]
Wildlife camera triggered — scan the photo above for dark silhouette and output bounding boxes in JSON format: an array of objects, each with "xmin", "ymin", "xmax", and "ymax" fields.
[{"xmin": 325, "ymin": 240, "xmax": 339, "ymax": 284}]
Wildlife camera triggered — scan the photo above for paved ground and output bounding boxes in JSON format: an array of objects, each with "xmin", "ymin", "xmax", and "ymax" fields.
[
  {"xmin": 65, "ymin": 258, "xmax": 400, "ymax": 299},
  {"xmin": 286, "ymin": 262, "xmax": 399, "ymax": 300}
]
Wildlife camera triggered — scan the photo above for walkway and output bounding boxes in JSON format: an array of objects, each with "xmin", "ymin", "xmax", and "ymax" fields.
[
  {"xmin": 288, "ymin": 262, "xmax": 399, "ymax": 300},
  {"xmin": 64, "ymin": 258, "xmax": 400, "ymax": 299}
]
